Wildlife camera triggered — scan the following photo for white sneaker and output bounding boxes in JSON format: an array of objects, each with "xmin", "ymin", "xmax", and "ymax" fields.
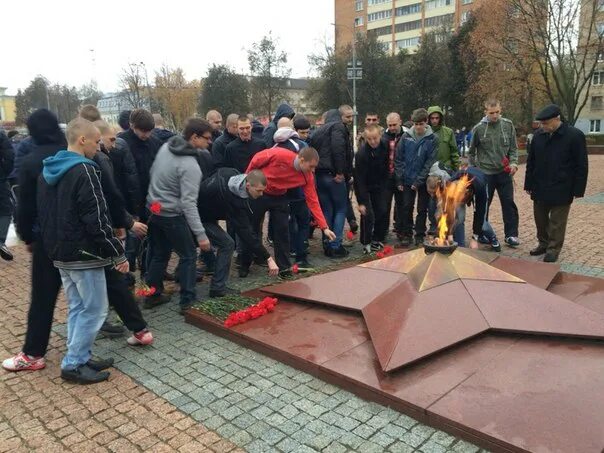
[
  {"xmin": 2, "ymin": 352, "xmax": 46, "ymax": 371},
  {"xmin": 127, "ymin": 330, "xmax": 154, "ymax": 346}
]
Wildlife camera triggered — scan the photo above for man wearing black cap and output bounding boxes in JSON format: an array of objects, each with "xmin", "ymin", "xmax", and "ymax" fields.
[{"xmin": 524, "ymin": 104, "xmax": 588, "ymax": 262}]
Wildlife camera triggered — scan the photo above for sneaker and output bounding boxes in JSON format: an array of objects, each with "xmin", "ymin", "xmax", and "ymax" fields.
[
  {"xmin": 2, "ymin": 352, "xmax": 46, "ymax": 371},
  {"xmin": 490, "ymin": 239, "xmax": 502, "ymax": 252},
  {"xmin": 127, "ymin": 329, "xmax": 154, "ymax": 346},
  {"xmin": 209, "ymin": 287, "xmax": 240, "ymax": 298},
  {"xmin": 99, "ymin": 321, "xmax": 125, "ymax": 338},
  {"xmin": 349, "ymin": 220, "xmax": 359, "ymax": 234},
  {"xmin": 179, "ymin": 303, "xmax": 193, "ymax": 315},
  {"xmin": 0, "ymin": 244, "xmax": 14, "ymax": 261},
  {"xmin": 370, "ymin": 241, "xmax": 384, "ymax": 252},
  {"xmin": 87, "ymin": 357, "xmax": 114, "ymax": 371},
  {"xmin": 331, "ymin": 246, "xmax": 349, "ymax": 259},
  {"xmin": 143, "ymin": 294, "xmax": 171, "ymax": 310},
  {"xmin": 363, "ymin": 244, "xmax": 372, "ymax": 255},
  {"xmin": 61, "ymin": 364, "xmax": 109, "ymax": 385},
  {"xmin": 505, "ymin": 236, "xmax": 521, "ymax": 247},
  {"xmin": 477, "ymin": 235, "xmax": 491, "ymax": 245}
]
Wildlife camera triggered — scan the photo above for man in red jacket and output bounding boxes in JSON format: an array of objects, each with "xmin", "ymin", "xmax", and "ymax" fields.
[{"xmin": 244, "ymin": 147, "xmax": 336, "ymax": 278}]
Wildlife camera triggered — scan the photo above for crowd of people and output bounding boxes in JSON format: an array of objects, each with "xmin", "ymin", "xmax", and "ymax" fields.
[{"xmin": 0, "ymin": 97, "xmax": 589, "ymax": 384}]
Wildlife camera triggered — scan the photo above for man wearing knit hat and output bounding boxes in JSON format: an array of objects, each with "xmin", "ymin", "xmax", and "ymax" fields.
[{"xmin": 524, "ymin": 104, "xmax": 588, "ymax": 262}]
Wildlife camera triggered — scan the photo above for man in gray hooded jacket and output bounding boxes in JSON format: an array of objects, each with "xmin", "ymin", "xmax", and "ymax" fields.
[{"xmin": 145, "ymin": 118, "xmax": 213, "ymax": 314}]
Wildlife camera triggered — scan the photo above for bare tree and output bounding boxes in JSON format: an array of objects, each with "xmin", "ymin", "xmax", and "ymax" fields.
[
  {"xmin": 119, "ymin": 63, "xmax": 146, "ymax": 109},
  {"xmin": 508, "ymin": 0, "xmax": 604, "ymax": 124}
]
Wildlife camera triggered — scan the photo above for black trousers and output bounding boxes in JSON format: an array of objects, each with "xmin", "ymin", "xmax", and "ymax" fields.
[
  {"xmin": 382, "ymin": 176, "xmax": 404, "ymax": 235},
  {"xmin": 401, "ymin": 185, "xmax": 429, "ymax": 238},
  {"xmin": 360, "ymin": 187, "xmax": 387, "ymax": 245},
  {"xmin": 244, "ymin": 194, "xmax": 290, "ymax": 271},
  {"xmin": 105, "ymin": 268, "xmax": 147, "ymax": 333},
  {"xmin": 485, "ymin": 172, "xmax": 519, "ymax": 238}
]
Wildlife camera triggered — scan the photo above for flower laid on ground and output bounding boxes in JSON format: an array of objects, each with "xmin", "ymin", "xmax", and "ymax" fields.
[
  {"xmin": 135, "ymin": 283, "xmax": 156, "ymax": 297},
  {"xmin": 346, "ymin": 230, "xmax": 355, "ymax": 240},
  {"xmin": 150, "ymin": 201, "xmax": 162, "ymax": 215},
  {"xmin": 224, "ymin": 297, "xmax": 278, "ymax": 328},
  {"xmin": 502, "ymin": 157, "xmax": 512, "ymax": 174},
  {"xmin": 383, "ymin": 245, "xmax": 394, "ymax": 255},
  {"xmin": 292, "ymin": 263, "xmax": 299, "ymax": 274}
]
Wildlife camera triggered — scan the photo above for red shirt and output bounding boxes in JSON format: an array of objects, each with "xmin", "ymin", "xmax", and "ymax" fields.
[{"xmin": 246, "ymin": 148, "xmax": 328, "ymax": 230}]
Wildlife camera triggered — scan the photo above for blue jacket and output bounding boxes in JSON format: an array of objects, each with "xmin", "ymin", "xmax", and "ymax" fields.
[
  {"xmin": 262, "ymin": 103, "xmax": 295, "ymax": 147},
  {"xmin": 394, "ymin": 126, "xmax": 438, "ymax": 187}
]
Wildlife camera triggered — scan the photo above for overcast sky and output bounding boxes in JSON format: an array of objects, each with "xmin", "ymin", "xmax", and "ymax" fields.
[{"xmin": 3, "ymin": 0, "xmax": 335, "ymax": 95}]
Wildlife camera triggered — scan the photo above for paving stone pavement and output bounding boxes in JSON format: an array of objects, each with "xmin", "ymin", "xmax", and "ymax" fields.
[{"xmin": 0, "ymin": 157, "xmax": 602, "ymax": 452}]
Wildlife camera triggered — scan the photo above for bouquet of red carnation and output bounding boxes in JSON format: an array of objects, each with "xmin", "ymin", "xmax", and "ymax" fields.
[
  {"xmin": 502, "ymin": 157, "xmax": 512, "ymax": 174},
  {"xmin": 376, "ymin": 245, "xmax": 394, "ymax": 259},
  {"xmin": 135, "ymin": 283, "xmax": 156, "ymax": 297},
  {"xmin": 224, "ymin": 297, "xmax": 278, "ymax": 328}
]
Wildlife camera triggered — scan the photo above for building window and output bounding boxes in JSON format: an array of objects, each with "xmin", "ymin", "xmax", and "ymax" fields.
[
  {"xmin": 425, "ymin": 0, "xmax": 452, "ymax": 10},
  {"xmin": 368, "ymin": 25, "xmax": 393, "ymax": 37},
  {"xmin": 368, "ymin": 0, "xmax": 390, "ymax": 5},
  {"xmin": 355, "ymin": 16, "xmax": 364, "ymax": 26},
  {"xmin": 395, "ymin": 3, "xmax": 421, "ymax": 16},
  {"xmin": 424, "ymin": 13, "xmax": 454, "ymax": 28},
  {"xmin": 397, "ymin": 37, "xmax": 421, "ymax": 49},
  {"xmin": 590, "ymin": 119, "xmax": 601, "ymax": 132},
  {"xmin": 356, "ymin": 0, "xmax": 364, "ymax": 11},
  {"xmin": 593, "ymin": 71, "xmax": 604, "ymax": 85},
  {"xmin": 462, "ymin": 0, "xmax": 473, "ymax": 3},
  {"xmin": 591, "ymin": 95, "xmax": 603, "ymax": 110},
  {"xmin": 395, "ymin": 19, "xmax": 422, "ymax": 33},
  {"xmin": 368, "ymin": 9, "xmax": 392, "ymax": 22}
]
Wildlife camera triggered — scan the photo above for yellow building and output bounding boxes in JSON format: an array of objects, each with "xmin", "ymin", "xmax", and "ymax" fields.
[{"xmin": 0, "ymin": 88, "xmax": 16, "ymax": 124}]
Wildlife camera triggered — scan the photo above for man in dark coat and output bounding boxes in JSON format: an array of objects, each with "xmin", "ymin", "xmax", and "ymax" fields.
[
  {"xmin": 223, "ymin": 116, "xmax": 265, "ymax": 173},
  {"xmin": 262, "ymin": 103, "xmax": 295, "ymax": 147},
  {"xmin": 524, "ymin": 104, "xmax": 588, "ymax": 262},
  {"xmin": 212, "ymin": 113, "xmax": 239, "ymax": 169},
  {"xmin": 0, "ymin": 130, "xmax": 14, "ymax": 260}
]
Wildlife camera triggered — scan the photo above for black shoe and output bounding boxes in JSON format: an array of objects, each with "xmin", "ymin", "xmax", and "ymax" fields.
[
  {"xmin": 414, "ymin": 236, "xmax": 425, "ymax": 246},
  {"xmin": 399, "ymin": 236, "xmax": 412, "ymax": 247},
  {"xmin": 278, "ymin": 270, "xmax": 294, "ymax": 280},
  {"xmin": 530, "ymin": 246, "xmax": 547, "ymax": 256},
  {"xmin": 543, "ymin": 253, "xmax": 559, "ymax": 263},
  {"xmin": 87, "ymin": 357, "xmax": 114, "ymax": 371},
  {"xmin": 209, "ymin": 287, "xmax": 240, "ymax": 298},
  {"xmin": 331, "ymin": 246, "xmax": 349, "ymax": 259},
  {"xmin": 238, "ymin": 267, "xmax": 249, "ymax": 278},
  {"xmin": 99, "ymin": 321, "xmax": 125, "ymax": 338},
  {"xmin": 179, "ymin": 303, "xmax": 193, "ymax": 315},
  {"xmin": 295, "ymin": 259, "xmax": 312, "ymax": 268},
  {"xmin": 0, "ymin": 244, "xmax": 13, "ymax": 261},
  {"xmin": 349, "ymin": 220, "xmax": 359, "ymax": 234},
  {"xmin": 143, "ymin": 294, "xmax": 171, "ymax": 309},
  {"xmin": 61, "ymin": 364, "xmax": 110, "ymax": 385}
]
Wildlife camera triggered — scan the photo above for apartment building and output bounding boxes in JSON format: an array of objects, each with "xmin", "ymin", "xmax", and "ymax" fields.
[{"xmin": 335, "ymin": 0, "xmax": 478, "ymax": 53}]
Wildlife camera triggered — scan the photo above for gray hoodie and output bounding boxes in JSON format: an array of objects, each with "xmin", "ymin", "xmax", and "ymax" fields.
[
  {"xmin": 227, "ymin": 173, "xmax": 249, "ymax": 198},
  {"xmin": 147, "ymin": 135, "xmax": 206, "ymax": 242}
]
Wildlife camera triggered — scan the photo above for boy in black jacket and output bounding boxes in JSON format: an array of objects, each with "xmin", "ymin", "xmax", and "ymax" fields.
[
  {"xmin": 354, "ymin": 124, "xmax": 389, "ymax": 253},
  {"xmin": 37, "ymin": 118, "xmax": 129, "ymax": 384}
]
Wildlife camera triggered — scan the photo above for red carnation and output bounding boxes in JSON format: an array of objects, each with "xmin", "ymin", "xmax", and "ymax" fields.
[
  {"xmin": 148, "ymin": 286, "xmax": 156, "ymax": 295},
  {"xmin": 502, "ymin": 157, "xmax": 512, "ymax": 174},
  {"xmin": 346, "ymin": 231, "xmax": 355, "ymax": 240},
  {"xmin": 376, "ymin": 251, "xmax": 385, "ymax": 259},
  {"xmin": 383, "ymin": 245, "xmax": 394, "ymax": 255},
  {"xmin": 292, "ymin": 263, "xmax": 299, "ymax": 274},
  {"xmin": 135, "ymin": 289, "xmax": 144, "ymax": 297},
  {"xmin": 150, "ymin": 201, "xmax": 162, "ymax": 215}
]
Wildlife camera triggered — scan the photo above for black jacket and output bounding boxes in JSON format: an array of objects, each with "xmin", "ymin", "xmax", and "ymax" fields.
[
  {"xmin": 119, "ymin": 129, "xmax": 162, "ymax": 219},
  {"xmin": 197, "ymin": 149, "xmax": 214, "ymax": 182},
  {"xmin": 93, "ymin": 151, "xmax": 132, "ymax": 229},
  {"xmin": 212, "ymin": 131, "xmax": 238, "ymax": 169},
  {"xmin": 16, "ymin": 109, "xmax": 67, "ymax": 244},
  {"xmin": 309, "ymin": 109, "xmax": 353, "ymax": 177},
  {"xmin": 262, "ymin": 103, "xmax": 295, "ymax": 147},
  {"xmin": 153, "ymin": 128, "xmax": 175, "ymax": 144},
  {"xmin": 0, "ymin": 131, "xmax": 14, "ymax": 216},
  {"xmin": 37, "ymin": 153, "xmax": 126, "ymax": 269},
  {"xmin": 524, "ymin": 122, "xmax": 589, "ymax": 205},
  {"xmin": 103, "ymin": 138, "xmax": 139, "ymax": 216},
  {"xmin": 224, "ymin": 137, "xmax": 266, "ymax": 173},
  {"xmin": 354, "ymin": 141, "xmax": 389, "ymax": 206},
  {"xmin": 198, "ymin": 168, "xmax": 270, "ymax": 261}
]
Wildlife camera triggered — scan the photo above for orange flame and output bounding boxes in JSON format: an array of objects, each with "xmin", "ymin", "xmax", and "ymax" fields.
[{"xmin": 435, "ymin": 174, "xmax": 472, "ymax": 245}]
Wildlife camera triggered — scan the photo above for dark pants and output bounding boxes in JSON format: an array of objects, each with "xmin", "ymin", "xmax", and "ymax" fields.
[
  {"xmin": 533, "ymin": 201, "xmax": 571, "ymax": 256},
  {"xmin": 316, "ymin": 173, "xmax": 348, "ymax": 248},
  {"xmin": 346, "ymin": 180, "xmax": 356, "ymax": 225},
  {"xmin": 105, "ymin": 268, "xmax": 147, "ymax": 333},
  {"xmin": 244, "ymin": 194, "xmax": 290, "ymax": 271},
  {"xmin": 289, "ymin": 200, "xmax": 310, "ymax": 261},
  {"xmin": 428, "ymin": 197, "xmax": 437, "ymax": 233},
  {"xmin": 0, "ymin": 215, "xmax": 10, "ymax": 244},
  {"xmin": 485, "ymin": 172, "xmax": 519, "ymax": 238},
  {"xmin": 146, "ymin": 215, "xmax": 197, "ymax": 307},
  {"xmin": 381, "ymin": 176, "xmax": 404, "ymax": 236},
  {"xmin": 202, "ymin": 221, "xmax": 235, "ymax": 292},
  {"xmin": 360, "ymin": 187, "xmax": 387, "ymax": 245},
  {"xmin": 22, "ymin": 240, "xmax": 62, "ymax": 357},
  {"xmin": 401, "ymin": 185, "xmax": 429, "ymax": 239},
  {"xmin": 125, "ymin": 232, "xmax": 148, "ymax": 276}
]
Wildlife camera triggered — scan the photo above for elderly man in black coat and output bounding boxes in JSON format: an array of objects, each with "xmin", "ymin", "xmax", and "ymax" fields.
[{"xmin": 524, "ymin": 104, "xmax": 589, "ymax": 262}]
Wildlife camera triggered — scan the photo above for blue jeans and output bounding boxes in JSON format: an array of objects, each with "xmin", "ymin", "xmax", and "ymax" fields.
[
  {"xmin": 59, "ymin": 268, "xmax": 108, "ymax": 371},
  {"xmin": 146, "ymin": 215, "xmax": 197, "ymax": 307},
  {"xmin": 316, "ymin": 173, "xmax": 347, "ymax": 248},
  {"xmin": 453, "ymin": 205, "xmax": 497, "ymax": 247}
]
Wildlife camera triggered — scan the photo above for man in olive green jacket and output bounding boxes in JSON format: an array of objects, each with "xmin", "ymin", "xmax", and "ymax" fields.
[
  {"xmin": 426, "ymin": 106, "xmax": 460, "ymax": 233},
  {"xmin": 468, "ymin": 99, "xmax": 520, "ymax": 247}
]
